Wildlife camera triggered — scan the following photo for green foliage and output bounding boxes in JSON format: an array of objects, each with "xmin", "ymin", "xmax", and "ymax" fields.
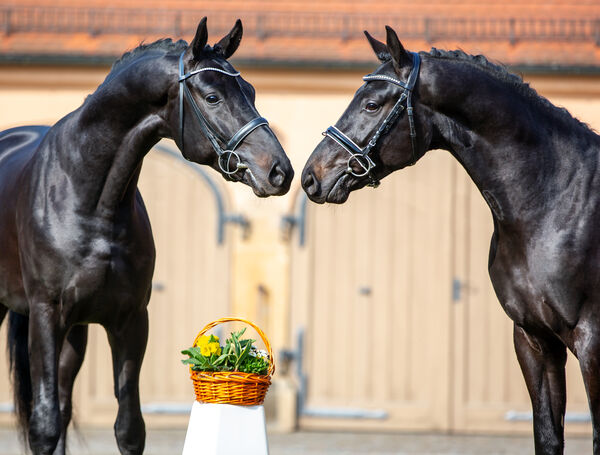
[
  {"xmin": 239, "ymin": 355, "xmax": 269, "ymax": 375},
  {"xmin": 181, "ymin": 328, "xmax": 270, "ymax": 375}
]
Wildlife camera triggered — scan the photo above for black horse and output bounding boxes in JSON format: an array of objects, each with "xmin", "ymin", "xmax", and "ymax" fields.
[
  {"xmin": 303, "ymin": 26, "xmax": 600, "ymax": 455},
  {"xmin": 0, "ymin": 17, "xmax": 292, "ymax": 455}
]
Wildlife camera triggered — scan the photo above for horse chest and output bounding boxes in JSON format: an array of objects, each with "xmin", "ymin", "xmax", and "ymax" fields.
[{"xmin": 490, "ymin": 238, "xmax": 584, "ymax": 335}]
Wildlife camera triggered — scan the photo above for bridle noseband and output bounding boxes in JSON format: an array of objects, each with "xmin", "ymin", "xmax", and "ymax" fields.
[
  {"xmin": 322, "ymin": 52, "xmax": 421, "ymax": 188},
  {"xmin": 178, "ymin": 51, "xmax": 269, "ymax": 175}
]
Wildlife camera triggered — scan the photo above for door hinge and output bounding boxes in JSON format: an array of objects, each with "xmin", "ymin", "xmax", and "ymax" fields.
[{"xmin": 452, "ymin": 278, "xmax": 462, "ymax": 302}]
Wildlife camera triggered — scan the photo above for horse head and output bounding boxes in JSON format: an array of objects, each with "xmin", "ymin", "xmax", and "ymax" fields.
[
  {"xmin": 301, "ymin": 26, "xmax": 435, "ymax": 203},
  {"xmin": 171, "ymin": 18, "xmax": 293, "ymax": 197}
]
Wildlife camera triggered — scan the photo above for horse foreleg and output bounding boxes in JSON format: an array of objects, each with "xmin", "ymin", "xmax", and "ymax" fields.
[
  {"xmin": 28, "ymin": 302, "xmax": 63, "ymax": 455},
  {"xmin": 106, "ymin": 309, "xmax": 148, "ymax": 455},
  {"xmin": 514, "ymin": 324, "xmax": 567, "ymax": 455},
  {"xmin": 574, "ymin": 321, "xmax": 600, "ymax": 455},
  {"xmin": 53, "ymin": 325, "xmax": 88, "ymax": 455}
]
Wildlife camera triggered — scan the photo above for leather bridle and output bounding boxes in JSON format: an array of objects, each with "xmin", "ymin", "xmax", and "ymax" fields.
[
  {"xmin": 178, "ymin": 51, "xmax": 269, "ymax": 175},
  {"xmin": 322, "ymin": 52, "xmax": 421, "ymax": 188}
]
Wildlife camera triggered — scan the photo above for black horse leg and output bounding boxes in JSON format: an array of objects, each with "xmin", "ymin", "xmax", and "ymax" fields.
[
  {"xmin": 53, "ymin": 325, "xmax": 88, "ymax": 455},
  {"xmin": 28, "ymin": 302, "xmax": 63, "ymax": 455},
  {"xmin": 514, "ymin": 324, "xmax": 567, "ymax": 455},
  {"xmin": 574, "ymin": 323, "xmax": 600, "ymax": 454},
  {"xmin": 106, "ymin": 309, "xmax": 149, "ymax": 455}
]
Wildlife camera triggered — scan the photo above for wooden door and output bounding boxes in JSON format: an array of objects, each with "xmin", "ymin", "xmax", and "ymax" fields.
[{"xmin": 290, "ymin": 151, "xmax": 456, "ymax": 431}]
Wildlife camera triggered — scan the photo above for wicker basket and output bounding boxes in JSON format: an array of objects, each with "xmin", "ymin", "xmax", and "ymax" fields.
[{"xmin": 189, "ymin": 317, "xmax": 275, "ymax": 406}]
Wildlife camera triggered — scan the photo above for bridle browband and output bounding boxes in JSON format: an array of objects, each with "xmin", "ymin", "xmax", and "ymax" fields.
[
  {"xmin": 178, "ymin": 51, "xmax": 269, "ymax": 175},
  {"xmin": 322, "ymin": 52, "xmax": 421, "ymax": 188}
]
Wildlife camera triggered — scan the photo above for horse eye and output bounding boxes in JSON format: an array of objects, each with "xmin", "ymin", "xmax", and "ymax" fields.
[
  {"xmin": 365, "ymin": 102, "xmax": 380, "ymax": 112},
  {"xmin": 205, "ymin": 94, "xmax": 220, "ymax": 105}
]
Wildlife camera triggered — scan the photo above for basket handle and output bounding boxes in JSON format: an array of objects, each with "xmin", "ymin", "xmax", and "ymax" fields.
[{"xmin": 192, "ymin": 317, "xmax": 275, "ymax": 376}]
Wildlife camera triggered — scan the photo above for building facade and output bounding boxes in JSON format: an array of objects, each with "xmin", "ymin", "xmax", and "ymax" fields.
[{"xmin": 0, "ymin": 0, "xmax": 599, "ymax": 435}]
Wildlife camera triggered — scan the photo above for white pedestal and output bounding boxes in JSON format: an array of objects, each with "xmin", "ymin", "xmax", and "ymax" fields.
[{"xmin": 182, "ymin": 401, "xmax": 269, "ymax": 455}]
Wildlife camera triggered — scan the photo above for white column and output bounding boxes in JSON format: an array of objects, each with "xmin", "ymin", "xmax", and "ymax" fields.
[{"xmin": 182, "ymin": 401, "xmax": 269, "ymax": 455}]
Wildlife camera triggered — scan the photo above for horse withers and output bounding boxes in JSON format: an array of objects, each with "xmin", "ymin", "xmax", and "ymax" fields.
[
  {"xmin": 302, "ymin": 26, "xmax": 600, "ymax": 455},
  {"xmin": 0, "ymin": 17, "xmax": 292, "ymax": 455}
]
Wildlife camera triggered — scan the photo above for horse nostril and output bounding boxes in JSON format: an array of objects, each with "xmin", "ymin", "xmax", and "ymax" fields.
[
  {"xmin": 268, "ymin": 161, "xmax": 286, "ymax": 188},
  {"xmin": 302, "ymin": 170, "xmax": 320, "ymax": 196}
]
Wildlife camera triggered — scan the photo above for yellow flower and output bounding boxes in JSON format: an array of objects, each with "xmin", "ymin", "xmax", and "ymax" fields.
[
  {"xmin": 209, "ymin": 342, "xmax": 221, "ymax": 356},
  {"xmin": 198, "ymin": 335, "xmax": 221, "ymax": 357}
]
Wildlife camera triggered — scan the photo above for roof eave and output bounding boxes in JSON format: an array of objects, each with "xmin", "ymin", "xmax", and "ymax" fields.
[{"xmin": 1, "ymin": 53, "xmax": 600, "ymax": 76}]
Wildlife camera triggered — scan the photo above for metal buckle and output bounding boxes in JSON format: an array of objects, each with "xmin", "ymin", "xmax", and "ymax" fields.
[
  {"xmin": 218, "ymin": 150, "xmax": 248, "ymax": 175},
  {"xmin": 346, "ymin": 153, "xmax": 376, "ymax": 177}
]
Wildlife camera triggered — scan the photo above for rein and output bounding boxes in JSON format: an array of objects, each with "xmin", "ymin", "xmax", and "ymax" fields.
[
  {"xmin": 178, "ymin": 51, "xmax": 269, "ymax": 175},
  {"xmin": 323, "ymin": 52, "xmax": 421, "ymax": 188}
]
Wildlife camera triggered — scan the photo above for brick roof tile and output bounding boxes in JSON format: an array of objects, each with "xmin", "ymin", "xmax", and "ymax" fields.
[{"xmin": 1, "ymin": 1, "xmax": 599, "ymax": 68}]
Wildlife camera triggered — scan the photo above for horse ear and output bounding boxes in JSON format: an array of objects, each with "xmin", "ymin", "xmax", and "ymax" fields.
[
  {"xmin": 385, "ymin": 25, "xmax": 412, "ymax": 71},
  {"xmin": 364, "ymin": 30, "xmax": 391, "ymax": 63},
  {"xmin": 189, "ymin": 17, "xmax": 209, "ymax": 60},
  {"xmin": 215, "ymin": 19, "xmax": 243, "ymax": 59}
]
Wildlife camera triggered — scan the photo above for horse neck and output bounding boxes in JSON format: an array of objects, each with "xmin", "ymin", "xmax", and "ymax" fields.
[
  {"xmin": 38, "ymin": 54, "xmax": 173, "ymax": 220},
  {"xmin": 423, "ymin": 56, "xmax": 599, "ymax": 224}
]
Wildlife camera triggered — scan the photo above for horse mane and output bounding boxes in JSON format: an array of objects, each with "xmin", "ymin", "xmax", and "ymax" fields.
[
  {"xmin": 103, "ymin": 38, "xmax": 231, "ymax": 83},
  {"xmin": 82, "ymin": 38, "xmax": 188, "ymax": 102},
  {"xmin": 424, "ymin": 48, "xmax": 594, "ymax": 134},
  {"xmin": 106, "ymin": 38, "xmax": 188, "ymax": 79},
  {"xmin": 89, "ymin": 38, "xmax": 230, "ymax": 104}
]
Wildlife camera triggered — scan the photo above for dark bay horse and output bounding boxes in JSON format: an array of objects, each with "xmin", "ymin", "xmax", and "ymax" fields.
[
  {"xmin": 0, "ymin": 17, "xmax": 292, "ymax": 455},
  {"xmin": 302, "ymin": 26, "xmax": 600, "ymax": 455}
]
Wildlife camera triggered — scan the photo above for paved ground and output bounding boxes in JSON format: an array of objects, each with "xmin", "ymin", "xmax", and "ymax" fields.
[{"xmin": 0, "ymin": 427, "xmax": 593, "ymax": 454}]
